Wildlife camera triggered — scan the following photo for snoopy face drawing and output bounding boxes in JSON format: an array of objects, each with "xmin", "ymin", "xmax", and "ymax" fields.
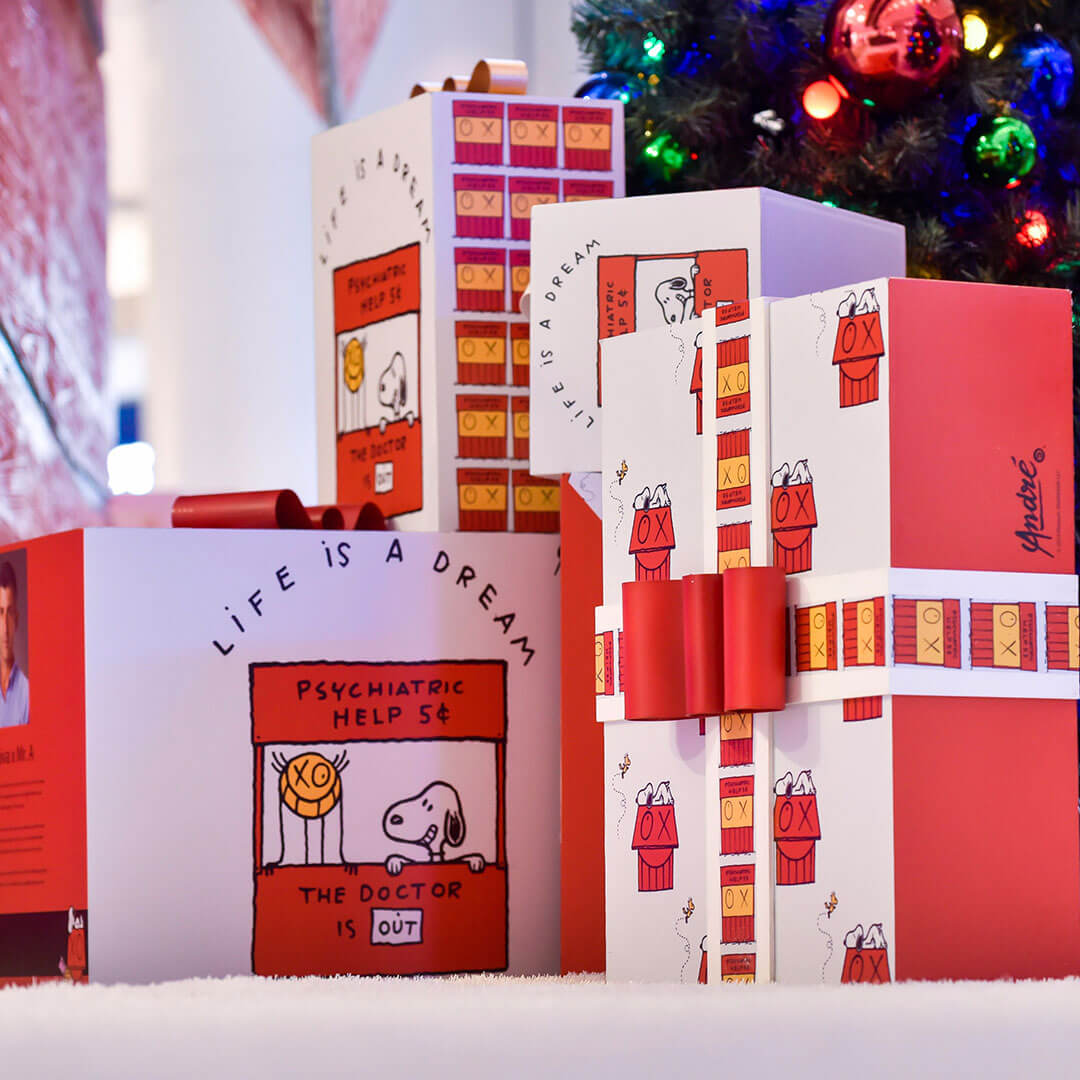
[
  {"xmin": 378, "ymin": 352, "xmax": 407, "ymax": 418},
  {"xmin": 383, "ymin": 781, "xmax": 464, "ymax": 860},
  {"xmin": 654, "ymin": 276, "xmax": 694, "ymax": 324},
  {"xmin": 382, "ymin": 781, "xmax": 486, "ymax": 876}
]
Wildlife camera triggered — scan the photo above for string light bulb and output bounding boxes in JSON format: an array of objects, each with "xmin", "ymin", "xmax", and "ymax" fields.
[
  {"xmin": 803, "ymin": 79, "xmax": 842, "ymax": 120},
  {"xmin": 962, "ymin": 11, "xmax": 989, "ymax": 52},
  {"xmin": 1016, "ymin": 209, "xmax": 1050, "ymax": 248}
]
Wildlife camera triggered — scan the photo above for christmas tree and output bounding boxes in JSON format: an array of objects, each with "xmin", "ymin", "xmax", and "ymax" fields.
[{"xmin": 572, "ymin": 0, "xmax": 1079, "ymax": 552}]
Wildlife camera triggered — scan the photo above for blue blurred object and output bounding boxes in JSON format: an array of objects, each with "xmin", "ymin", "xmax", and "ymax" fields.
[
  {"xmin": 117, "ymin": 401, "xmax": 140, "ymax": 445},
  {"xmin": 575, "ymin": 71, "xmax": 632, "ymax": 102},
  {"xmin": 1010, "ymin": 31, "xmax": 1074, "ymax": 113}
]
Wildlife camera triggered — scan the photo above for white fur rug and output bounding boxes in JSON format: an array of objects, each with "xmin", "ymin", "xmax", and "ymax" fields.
[{"xmin": 3, "ymin": 974, "xmax": 1079, "ymax": 1078}]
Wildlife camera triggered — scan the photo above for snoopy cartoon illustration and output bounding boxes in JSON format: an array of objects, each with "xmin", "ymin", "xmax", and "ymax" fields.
[
  {"xmin": 654, "ymin": 276, "xmax": 694, "ymax": 324},
  {"xmin": 382, "ymin": 781, "xmax": 486, "ymax": 875},
  {"xmin": 58, "ymin": 907, "xmax": 86, "ymax": 981},
  {"xmin": 377, "ymin": 352, "xmax": 416, "ymax": 432}
]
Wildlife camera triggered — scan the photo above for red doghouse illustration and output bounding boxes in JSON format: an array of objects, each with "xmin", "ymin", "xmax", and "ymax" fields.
[
  {"xmin": 62, "ymin": 908, "xmax": 87, "ymax": 982},
  {"xmin": 717, "ymin": 430, "xmax": 751, "ymax": 509},
  {"xmin": 510, "ymin": 249, "xmax": 529, "ymax": 313},
  {"xmin": 629, "ymin": 485, "xmax": 675, "ymax": 581},
  {"xmin": 508, "ymin": 102, "xmax": 557, "ymax": 168},
  {"xmin": 795, "ymin": 602, "xmax": 838, "ymax": 672},
  {"xmin": 1046, "ymin": 604, "xmax": 1080, "ymax": 670},
  {"xmin": 457, "ymin": 394, "xmax": 507, "ymax": 459},
  {"xmin": 832, "ymin": 287, "xmax": 884, "ymax": 408},
  {"xmin": 595, "ymin": 631, "xmax": 615, "ymax": 696},
  {"xmin": 717, "ymin": 335, "xmax": 751, "ymax": 418},
  {"xmin": 717, "ymin": 522, "xmax": 751, "ymax": 573},
  {"xmin": 511, "ymin": 396, "xmax": 530, "ymax": 460},
  {"xmin": 562, "ymin": 105, "xmax": 613, "ymax": 170},
  {"xmin": 720, "ymin": 710, "xmax": 753, "ymax": 767},
  {"xmin": 508, "ymin": 176, "xmax": 558, "ymax": 241},
  {"xmin": 631, "ymin": 781, "xmax": 678, "ymax": 892},
  {"xmin": 842, "ymin": 596, "xmax": 886, "ymax": 720},
  {"xmin": 720, "ymin": 864, "xmax": 755, "ymax": 943},
  {"xmin": 773, "ymin": 770, "xmax": 820, "ymax": 886},
  {"xmin": 893, "ymin": 597, "xmax": 962, "ymax": 668},
  {"xmin": 456, "ymin": 321, "xmax": 506, "ymax": 385},
  {"xmin": 512, "ymin": 470, "xmax": 560, "ymax": 533},
  {"xmin": 453, "ymin": 99, "xmax": 503, "ymax": 165},
  {"xmin": 843, "ymin": 696, "xmax": 883, "ymax": 722},
  {"xmin": 970, "ymin": 601, "xmax": 1037, "ymax": 671},
  {"xmin": 511, "ymin": 323, "xmax": 529, "ymax": 387},
  {"xmin": 455, "ymin": 247, "xmax": 506, "ymax": 312},
  {"xmin": 770, "ymin": 460, "xmax": 817, "ymax": 573},
  {"xmin": 720, "ymin": 775, "xmax": 754, "ymax": 855},
  {"xmin": 720, "ymin": 952, "xmax": 756, "ymax": 984},
  {"xmin": 457, "ymin": 468, "xmax": 508, "ymax": 531},
  {"xmin": 841, "ymin": 923, "xmax": 891, "ymax": 984},
  {"xmin": 563, "ymin": 178, "xmax": 614, "ymax": 203},
  {"xmin": 454, "ymin": 174, "xmax": 504, "ymax": 239}
]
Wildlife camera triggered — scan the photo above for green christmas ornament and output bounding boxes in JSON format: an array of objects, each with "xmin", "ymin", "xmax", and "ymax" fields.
[{"xmin": 963, "ymin": 115, "xmax": 1038, "ymax": 186}]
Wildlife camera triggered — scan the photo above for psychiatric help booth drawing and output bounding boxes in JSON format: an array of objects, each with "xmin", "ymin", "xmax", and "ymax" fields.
[{"xmin": 0, "ymin": 529, "xmax": 560, "ymax": 984}]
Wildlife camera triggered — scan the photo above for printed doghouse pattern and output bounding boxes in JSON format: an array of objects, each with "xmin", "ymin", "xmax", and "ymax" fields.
[
  {"xmin": 773, "ymin": 770, "xmax": 821, "ymax": 886},
  {"xmin": 717, "ymin": 431, "xmax": 751, "ymax": 509},
  {"xmin": 795, "ymin": 603, "xmax": 838, "ymax": 672},
  {"xmin": 970, "ymin": 602, "xmax": 1037, "ymax": 671},
  {"xmin": 446, "ymin": 101, "xmax": 619, "ymax": 533},
  {"xmin": 628, "ymin": 485, "xmax": 675, "ymax": 582},
  {"xmin": 720, "ymin": 864, "xmax": 755, "ymax": 944},
  {"xmin": 631, "ymin": 781, "xmax": 679, "ymax": 892},
  {"xmin": 893, "ymin": 597, "xmax": 962, "ymax": 668},
  {"xmin": 720, "ymin": 776, "xmax": 754, "ymax": 855},
  {"xmin": 831, "ymin": 287, "xmax": 884, "ymax": 407},
  {"xmin": 1046, "ymin": 604, "xmax": 1080, "ymax": 670},
  {"xmin": 720, "ymin": 710, "xmax": 754, "ymax": 767},
  {"xmin": 840, "ymin": 923, "xmax": 891, "ymax": 984},
  {"xmin": 251, "ymin": 660, "xmax": 509, "ymax": 978},
  {"xmin": 770, "ymin": 460, "xmax": 817, "ymax": 573}
]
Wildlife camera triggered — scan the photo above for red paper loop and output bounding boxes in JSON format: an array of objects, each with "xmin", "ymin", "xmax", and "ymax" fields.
[
  {"xmin": 681, "ymin": 574, "xmax": 724, "ymax": 717},
  {"xmin": 171, "ymin": 490, "xmax": 310, "ymax": 530},
  {"xmin": 722, "ymin": 566, "xmax": 787, "ymax": 712},
  {"xmin": 622, "ymin": 580, "xmax": 687, "ymax": 721}
]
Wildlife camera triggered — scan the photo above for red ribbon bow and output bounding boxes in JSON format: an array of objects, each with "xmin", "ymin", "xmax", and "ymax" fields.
[
  {"xmin": 621, "ymin": 567, "xmax": 787, "ymax": 721},
  {"xmin": 171, "ymin": 490, "xmax": 387, "ymax": 531}
]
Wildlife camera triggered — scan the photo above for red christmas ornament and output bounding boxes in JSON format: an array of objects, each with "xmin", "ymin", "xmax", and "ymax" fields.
[
  {"xmin": 825, "ymin": 0, "xmax": 963, "ymax": 110},
  {"xmin": 803, "ymin": 79, "xmax": 843, "ymax": 119},
  {"xmin": 1015, "ymin": 210, "xmax": 1050, "ymax": 249}
]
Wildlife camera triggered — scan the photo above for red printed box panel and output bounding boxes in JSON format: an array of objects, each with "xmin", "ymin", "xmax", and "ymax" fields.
[
  {"xmin": 453, "ymin": 99, "xmax": 503, "ymax": 165},
  {"xmin": 458, "ymin": 468, "xmax": 508, "ymax": 532},
  {"xmin": 511, "ymin": 396, "xmax": 529, "ymax": 460},
  {"xmin": 250, "ymin": 659, "xmax": 509, "ymax": 978},
  {"xmin": 717, "ymin": 522, "xmax": 751, "ymax": 573},
  {"xmin": 720, "ymin": 711, "xmax": 753, "ymax": 767},
  {"xmin": 720, "ymin": 864, "xmax": 755, "ymax": 943},
  {"xmin": 509, "ymin": 176, "xmax": 559, "ymax": 241},
  {"xmin": 457, "ymin": 394, "xmax": 507, "ymax": 459},
  {"xmin": 562, "ymin": 105, "xmax": 613, "ymax": 170},
  {"xmin": 511, "ymin": 323, "xmax": 530, "ymax": 387},
  {"xmin": 456, "ymin": 321, "xmax": 506, "ymax": 386},
  {"xmin": 509, "ymin": 250, "xmax": 529, "ymax": 314},
  {"xmin": 795, "ymin": 603, "xmax": 838, "ymax": 672},
  {"xmin": 508, "ymin": 103, "xmax": 557, "ymax": 168},
  {"xmin": 893, "ymin": 598, "xmax": 962, "ymax": 668},
  {"xmin": 563, "ymin": 178, "xmax": 614, "ymax": 203},
  {"xmin": 595, "ymin": 631, "xmax": 614, "ymax": 696},
  {"xmin": 455, "ymin": 247, "xmax": 505, "ymax": 312},
  {"xmin": 513, "ymin": 470, "xmax": 560, "ymax": 534},
  {"xmin": 719, "ymin": 953, "xmax": 756, "ymax": 983},
  {"xmin": 843, "ymin": 696, "xmax": 883, "ymax": 722},
  {"xmin": 720, "ymin": 776, "xmax": 754, "ymax": 855},
  {"xmin": 1046, "ymin": 605, "xmax": 1079, "ymax": 670},
  {"xmin": 454, "ymin": 174, "xmax": 505, "ymax": 239},
  {"xmin": 717, "ymin": 430, "xmax": 751, "ymax": 509},
  {"xmin": 843, "ymin": 598, "xmax": 886, "ymax": 666},
  {"xmin": 970, "ymin": 602, "xmax": 1037, "ymax": 671},
  {"xmin": 716, "ymin": 336, "xmax": 750, "ymax": 418}
]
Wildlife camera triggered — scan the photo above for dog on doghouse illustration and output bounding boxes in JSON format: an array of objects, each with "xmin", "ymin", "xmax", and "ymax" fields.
[
  {"xmin": 58, "ymin": 907, "xmax": 86, "ymax": 981},
  {"xmin": 382, "ymin": 781, "xmax": 486, "ymax": 875}
]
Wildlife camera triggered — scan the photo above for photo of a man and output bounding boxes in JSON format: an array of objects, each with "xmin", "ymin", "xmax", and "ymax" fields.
[{"xmin": 0, "ymin": 558, "xmax": 29, "ymax": 728}]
